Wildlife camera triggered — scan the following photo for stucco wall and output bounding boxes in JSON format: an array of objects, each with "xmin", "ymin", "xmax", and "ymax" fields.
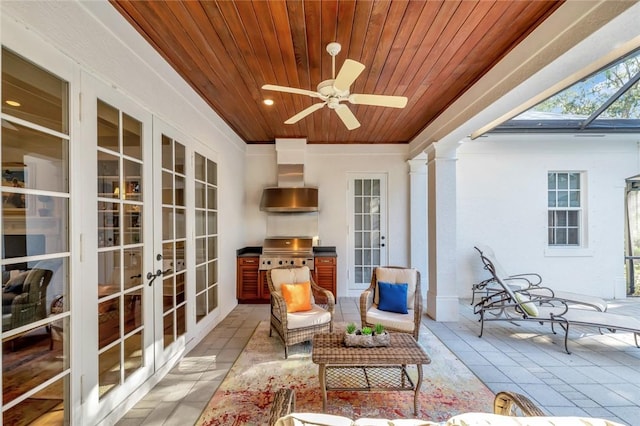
[
  {"xmin": 457, "ymin": 134, "xmax": 639, "ymax": 299},
  {"xmin": 245, "ymin": 143, "xmax": 412, "ymax": 297}
]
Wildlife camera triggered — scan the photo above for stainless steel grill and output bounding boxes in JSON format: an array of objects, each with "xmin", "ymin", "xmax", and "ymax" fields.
[{"xmin": 259, "ymin": 237, "xmax": 314, "ymax": 270}]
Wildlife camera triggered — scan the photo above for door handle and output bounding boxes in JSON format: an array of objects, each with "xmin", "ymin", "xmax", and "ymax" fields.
[
  {"xmin": 147, "ymin": 269, "xmax": 173, "ymax": 286},
  {"xmin": 147, "ymin": 269, "xmax": 162, "ymax": 286}
]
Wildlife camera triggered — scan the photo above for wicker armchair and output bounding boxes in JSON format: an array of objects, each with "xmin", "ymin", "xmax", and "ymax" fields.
[
  {"xmin": 360, "ymin": 266, "xmax": 422, "ymax": 340},
  {"xmin": 270, "ymin": 389, "xmax": 545, "ymax": 425},
  {"xmin": 266, "ymin": 266, "xmax": 335, "ymax": 358}
]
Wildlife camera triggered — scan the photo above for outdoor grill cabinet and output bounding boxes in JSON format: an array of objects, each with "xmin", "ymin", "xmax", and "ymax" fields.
[
  {"xmin": 311, "ymin": 256, "xmax": 336, "ymax": 304},
  {"xmin": 236, "ymin": 248, "xmax": 336, "ymax": 304},
  {"xmin": 236, "ymin": 255, "xmax": 269, "ymax": 303}
]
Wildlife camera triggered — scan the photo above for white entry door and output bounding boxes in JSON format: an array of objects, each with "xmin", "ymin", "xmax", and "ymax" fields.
[{"xmin": 347, "ymin": 173, "xmax": 388, "ymax": 296}]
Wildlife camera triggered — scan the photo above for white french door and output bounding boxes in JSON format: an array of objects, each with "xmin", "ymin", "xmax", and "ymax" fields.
[
  {"xmin": 151, "ymin": 118, "xmax": 190, "ymax": 367},
  {"xmin": 80, "ymin": 74, "xmax": 158, "ymax": 422},
  {"xmin": 347, "ymin": 173, "xmax": 388, "ymax": 296},
  {"xmin": 151, "ymin": 118, "xmax": 219, "ymax": 369},
  {"xmin": 81, "ymin": 76, "xmax": 220, "ymax": 424}
]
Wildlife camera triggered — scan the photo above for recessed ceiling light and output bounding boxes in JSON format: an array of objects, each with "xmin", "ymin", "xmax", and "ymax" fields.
[
  {"xmin": 263, "ymin": 99, "xmax": 274, "ymax": 106},
  {"xmin": 5, "ymin": 100, "xmax": 20, "ymax": 107}
]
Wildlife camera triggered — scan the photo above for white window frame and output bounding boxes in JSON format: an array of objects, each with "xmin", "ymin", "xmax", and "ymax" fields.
[{"xmin": 547, "ymin": 171, "xmax": 584, "ymax": 247}]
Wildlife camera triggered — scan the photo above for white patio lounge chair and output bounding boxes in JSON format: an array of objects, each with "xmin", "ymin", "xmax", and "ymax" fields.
[
  {"xmin": 474, "ymin": 249, "xmax": 640, "ymax": 354},
  {"xmin": 473, "ymin": 245, "xmax": 608, "ymax": 312}
]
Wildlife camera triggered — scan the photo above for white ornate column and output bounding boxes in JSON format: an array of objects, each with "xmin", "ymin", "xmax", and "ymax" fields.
[
  {"xmin": 408, "ymin": 158, "xmax": 428, "ymax": 302},
  {"xmin": 425, "ymin": 142, "xmax": 459, "ymax": 321}
]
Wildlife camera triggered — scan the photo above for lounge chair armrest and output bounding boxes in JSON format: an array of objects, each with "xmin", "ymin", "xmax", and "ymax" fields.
[
  {"xmin": 538, "ymin": 297, "xmax": 570, "ymax": 315},
  {"xmin": 522, "ymin": 286, "xmax": 555, "ymax": 299},
  {"xmin": 509, "ymin": 273, "xmax": 542, "ymax": 286},
  {"xmin": 503, "ymin": 276, "xmax": 534, "ymax": 289},
  {"xmin": 477, "ymin": 296, "xmax": 516, "ymax": 313},
  {"xmin": 509, "ymin": 291, "xmax": 570, "ymax": 317},
  {"xmin": 473, "ymin": 277, "xmax": 496, "ymax": 290}
]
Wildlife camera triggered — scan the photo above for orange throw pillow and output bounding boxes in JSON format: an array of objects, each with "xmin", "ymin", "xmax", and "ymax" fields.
[{"xmin": 281, "ymin": 282, "xmax": 312, "ymax": 312}]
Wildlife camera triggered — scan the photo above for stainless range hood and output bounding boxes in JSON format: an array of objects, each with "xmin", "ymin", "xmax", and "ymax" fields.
[
  {"xmin": 260, "ymin": 164, "xmax": 318, "ymax": 212},
  {"xmin": 260, "ymin": 142, "xmax": 319, "ymax": 213},
  {"xmin": 260, "ymin": 186, "xmax": 318, "ymax": 212}
]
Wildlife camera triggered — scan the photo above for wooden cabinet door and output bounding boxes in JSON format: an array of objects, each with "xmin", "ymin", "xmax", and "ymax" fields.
[
  {"xmin": 237, "ymin": 257, "xmax": 260, "ymax": 301},
  {"xmin": 313, "ymin": 256, "xmax": 336, "ymax": 303}
]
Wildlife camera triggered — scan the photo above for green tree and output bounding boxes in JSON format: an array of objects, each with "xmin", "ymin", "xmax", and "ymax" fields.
[{"xmin": 537, "ymin": 55, "xmax": 640, "ymax": 119}]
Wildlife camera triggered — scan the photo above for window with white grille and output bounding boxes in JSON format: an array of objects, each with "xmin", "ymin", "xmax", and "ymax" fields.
[{"xmin": 548, "ymin": 172, "xmax": 583, "ymax": 246}]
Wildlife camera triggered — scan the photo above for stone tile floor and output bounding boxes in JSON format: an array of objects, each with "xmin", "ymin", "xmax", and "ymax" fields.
[{"xmin": 117, "ymin": 297, "xmax": 640, "ymax": 425}]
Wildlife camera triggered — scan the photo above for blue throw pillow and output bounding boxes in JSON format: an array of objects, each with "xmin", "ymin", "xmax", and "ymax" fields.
[{"xmin": 377, "ymin": 281, "xmax": 408, "ymax": 314}]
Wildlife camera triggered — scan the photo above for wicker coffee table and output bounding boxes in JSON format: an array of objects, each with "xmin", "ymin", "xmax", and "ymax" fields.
[{"xmin": 312, "ymin": 332, "xmax": 431, "ymax": 415}]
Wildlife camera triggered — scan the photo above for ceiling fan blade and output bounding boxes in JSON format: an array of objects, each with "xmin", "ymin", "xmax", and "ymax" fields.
[
  {"xmin": 334, "ymin": 104, "xmax": 361, "ymax": 130},
  {"xmin": 349, "ymin": 93, "xmax": 408, "ymax": 108},
  {"xmin": 284, "ymin": 102, "xmax": 326, "ymax": 124},
  {"xmin": 333, "ymin": 59, "xmax": 366, "ymax": 92},
  {"xmin": 262, "ymin": 84, "xmax": 321, "ymax": 99}
]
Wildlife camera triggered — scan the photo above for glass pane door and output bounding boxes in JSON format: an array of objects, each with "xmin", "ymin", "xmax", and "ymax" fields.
[
  {"xmin": 96, "ymin": 100, "xmax": 145, "ymax": 398},
  {"xmin": 152, "ymin": 122, "xmax": 219, "ymax": 365},
  {"xmin": 1, "ymin": 47, "xmax": 71, "ymax": 425},
  {"xmin": 160, "ymin": 135, "xmax": 187, "ymax": 347},
  {"xmin": 348, "ymin": 174, "xmax": 387, "ymax": 295},
  {"xmin": 194, "ymin": 152, "xmax": 218, "ymax": 322}
]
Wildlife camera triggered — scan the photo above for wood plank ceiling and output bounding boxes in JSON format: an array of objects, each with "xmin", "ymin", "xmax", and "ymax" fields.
[{"xmin": 110, "ymin": 0, "xmax": 562, "ymax": 144}]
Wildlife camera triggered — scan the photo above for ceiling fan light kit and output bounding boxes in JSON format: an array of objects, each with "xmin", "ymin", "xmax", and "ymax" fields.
[{"xmin": 262, "ymin": 42, "xmax": 408, "ymax": 130}]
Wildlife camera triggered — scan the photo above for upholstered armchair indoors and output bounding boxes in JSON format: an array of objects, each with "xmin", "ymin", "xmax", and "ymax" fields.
[
  {"xmin": 360, "ymin": 266, "xmax": 422, "ymax": 340},
  {"xmin": 267, "ymin": 266, "xmax": 335, "ymax": 358},
  {"xmin": 2, "ymin": 267, "xmax": 53, "ymax": 332}
]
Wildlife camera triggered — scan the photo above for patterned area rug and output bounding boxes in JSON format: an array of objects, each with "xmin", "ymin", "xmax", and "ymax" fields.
[{"xmin": 196, "ymin": 322, "xmax": 494, "ymax": 425}]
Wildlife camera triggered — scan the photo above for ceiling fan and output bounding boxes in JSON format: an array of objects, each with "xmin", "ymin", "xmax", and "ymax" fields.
[{"xmin": 262, "ymin": 42, "xmax": 408, "ymax": 130}]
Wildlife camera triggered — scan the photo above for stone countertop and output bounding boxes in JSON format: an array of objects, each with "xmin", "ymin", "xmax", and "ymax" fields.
[
  {"xmin": 236, "ymin": 247, "xmax": 262, "ymax": 257},
  {"xmin": 313, "ymin": 246, "xmax": 337, "ymax": 256},
  {"xmin": 236, "ymin": 246, "xmax": 337, "ymax": 257}
]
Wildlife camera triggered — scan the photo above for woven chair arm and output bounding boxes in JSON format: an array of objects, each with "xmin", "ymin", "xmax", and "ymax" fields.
[
  {"xmin": 413, "ymin": 282, "xmax": 423, "ymax": 340},
  {"xmin": 268, "ymin": 388, "xmax": 296, "ymax": 426},
  {"xmin": 494, "ymin": 391, "xmax": 545, "ymax": 417},
  {"xmin": 309, "ymin": 280, "xmax": 335, "ymax": 312},
  {"xmin": 270, "ymin": 291, "xmax": 289, "ymax": 329},
  {"xmin": 360, "ymin": 288, "xmax": 374, "ymax": 328},
  {"xmin": 412, "ymin": 271, "xmax": 423, "ymax": 340}
]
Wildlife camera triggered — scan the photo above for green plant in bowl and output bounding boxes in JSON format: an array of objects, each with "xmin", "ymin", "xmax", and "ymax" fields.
[
  {"xmin": 346, "ymin": 323, "xmax": 357, "ymax": 334},
  {"xmin": 361, "ymin": 326, "xmax": 373, "ymax": 336},
  {"xmin": 374, "ymin": 323, "xmax": 385, "ymax": 335}
]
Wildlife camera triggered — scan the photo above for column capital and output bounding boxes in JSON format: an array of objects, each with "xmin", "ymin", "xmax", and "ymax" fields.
[
  {"xmin": 407, "ymin": 158, "xmax": 427, "ymax": 174},
  {"xmin": 424, "ymin": 140, "xmax": 459, "ymax": 162}
]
